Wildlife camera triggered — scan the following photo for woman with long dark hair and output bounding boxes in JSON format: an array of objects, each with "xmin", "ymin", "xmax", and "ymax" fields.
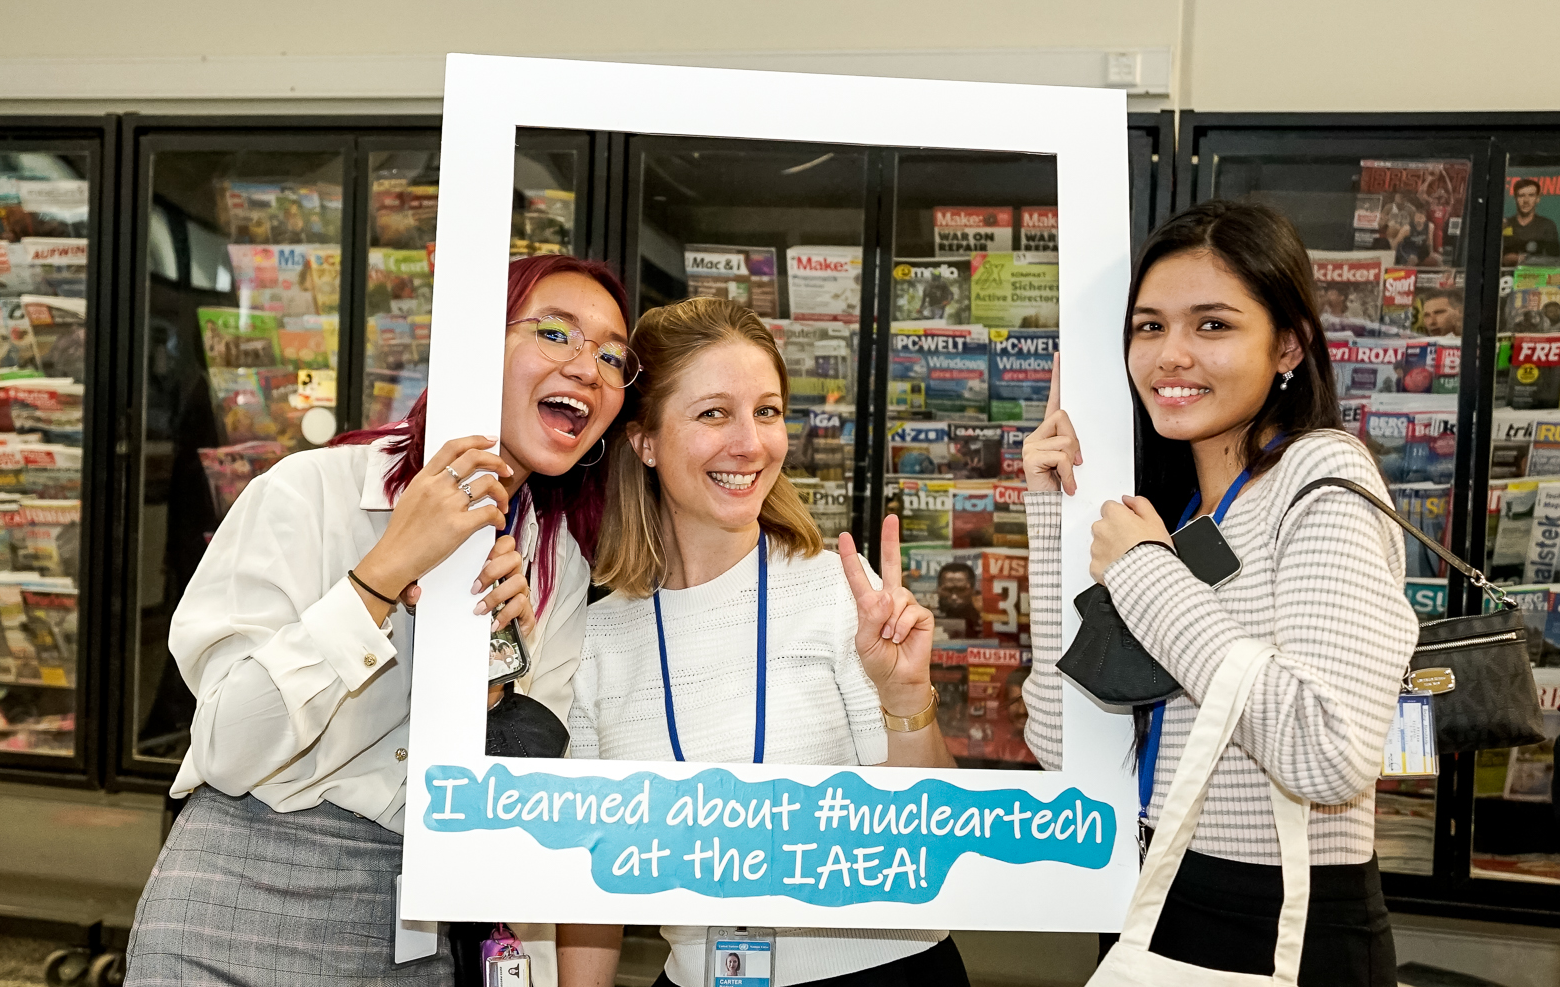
[
  {"xmin": 1021, "ymin": 201, "xmax": 1415, "ymax": 985},
  {"xmin": 124, "ymin": 255, "xmax": 635, "ymax": 987}
]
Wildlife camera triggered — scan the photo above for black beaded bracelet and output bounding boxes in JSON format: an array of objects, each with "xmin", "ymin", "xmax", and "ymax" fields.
[{"xmin": 348, "ymin": 569, "xmax": 399, "ymax": 606}]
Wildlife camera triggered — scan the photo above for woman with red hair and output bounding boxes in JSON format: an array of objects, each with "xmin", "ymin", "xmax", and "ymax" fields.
[{"xmin": 125, "ymin": 255, "xmax": 634, "ymax": 987}]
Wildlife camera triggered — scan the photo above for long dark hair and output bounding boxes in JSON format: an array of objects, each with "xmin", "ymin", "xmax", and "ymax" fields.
[
  {"xmin": 331, "ymin": 254, "xmax": 631, "ymax": 615},
  {"xmin": 1127, "ymin": 201, "xmax": 1342, "ymax": 765}
]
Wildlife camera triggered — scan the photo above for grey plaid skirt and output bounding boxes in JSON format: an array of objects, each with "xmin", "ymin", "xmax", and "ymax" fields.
[{"xmin": 125, "ymin": 786, "xmax": 453, "ymax": 986}]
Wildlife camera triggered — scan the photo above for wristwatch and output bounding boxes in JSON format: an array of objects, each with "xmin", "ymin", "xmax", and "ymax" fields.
[{"xmin": 881, "ymin": 685, "xmax": 939, "ymax": 732}]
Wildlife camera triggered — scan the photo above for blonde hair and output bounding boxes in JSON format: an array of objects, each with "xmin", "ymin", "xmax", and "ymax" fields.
[{"xmin": 594, "ymin": 297, "xmax": 824, "ymax": 597}]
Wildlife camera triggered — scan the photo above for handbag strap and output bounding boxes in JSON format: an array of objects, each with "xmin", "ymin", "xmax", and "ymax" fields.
[
  {"xmin": 1116, "ymin": 638, "xmax": 1312, "ymax": 985},
  {"xmin": 1283, "ymin": 477, "xmax": 1512, "ymax": 610}
]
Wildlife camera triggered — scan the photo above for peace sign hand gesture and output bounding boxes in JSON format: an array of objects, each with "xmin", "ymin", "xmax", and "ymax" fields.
[{"xmin": 838, "ymin": 515, "xmax": 937, "ymax": 717}]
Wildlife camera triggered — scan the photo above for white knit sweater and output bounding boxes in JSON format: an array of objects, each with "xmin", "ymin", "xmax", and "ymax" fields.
[
  {"xmin": 569, "ymin": 542, "xmax": 943, "ymax": 987},
  {"xmin": 1023, "ymin": 429, "xmax": 1419, "ymax": 866}
]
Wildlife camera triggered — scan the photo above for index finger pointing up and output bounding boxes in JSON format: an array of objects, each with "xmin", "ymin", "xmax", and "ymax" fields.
[
  {"xmin": 837, "ymin": 530, "xmax": 876, "ymax": 603},
  {"xmin": 1044, "ymin": 352, "xmax": 1062, "ymax": 420},
  {"xmin": 879, "ymin": 513, "xmax": 902, "ymax": 591}
]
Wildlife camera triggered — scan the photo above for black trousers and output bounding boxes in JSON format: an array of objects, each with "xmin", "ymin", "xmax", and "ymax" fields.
[
  {"xmin": 1100, "ymin": 847, "xmax": 1396, "ymax": 987},
  {"xmin": 650, "ymin": 936, "xmax": 968, "ymax": 987}
]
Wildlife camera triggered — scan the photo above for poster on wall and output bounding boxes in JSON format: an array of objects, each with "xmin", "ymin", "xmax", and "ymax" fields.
[{"xmin": 405, "ymin": 53, "xmax": 1136, "ymax": 932}]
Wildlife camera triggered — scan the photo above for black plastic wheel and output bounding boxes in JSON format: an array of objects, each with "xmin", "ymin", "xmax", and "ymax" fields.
[
  {"xmin": 43, "ymin": 947, "xmax": 91, "ymax": 986},
  {"xmin": 87, "ymin": 951, "xmax": 126, "ymax": 987}
]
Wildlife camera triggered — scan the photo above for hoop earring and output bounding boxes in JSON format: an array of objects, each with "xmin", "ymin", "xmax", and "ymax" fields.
[
  {"xmin": 1279, "ymin": 370, "xmax": 1294, "ymax": 391},
  {"xmin": 578, "ymin": 438, "xmax": 606, "ymax": 468}
]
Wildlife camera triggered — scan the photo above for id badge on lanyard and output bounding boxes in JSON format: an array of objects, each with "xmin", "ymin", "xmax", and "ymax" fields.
[
  {"xmin": 1381, "ymin": 669, "xmax": 1448, "ymax": 778},
  {"xmin": 706, "ymin": 927, "xmax": 776, "ymax": 987}
]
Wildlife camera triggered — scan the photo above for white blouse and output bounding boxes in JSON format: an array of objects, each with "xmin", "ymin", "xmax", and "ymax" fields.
[
  {"xmin": 168, "ymin": 436, "xmax": 591, "ymax": 835},
  {"xmin": 569, "ymin": 542, "xmax": 944, "ymax": 987}
]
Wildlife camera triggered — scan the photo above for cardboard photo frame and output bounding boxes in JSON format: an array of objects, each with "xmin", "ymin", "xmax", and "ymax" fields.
[{"xmin": 404, "ymin": 53, "xmax": 1138, "ymax": 930}]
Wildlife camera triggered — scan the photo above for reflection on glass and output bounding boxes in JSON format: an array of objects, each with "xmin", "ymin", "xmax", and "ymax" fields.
[
  {"xmin": 360, "ymin": 144, "xmax": 581, "ymax": 428},
  {"xmin": 0, "ymin": 150, "xmax": 90, "ymax": 759},
  {"xmin": 635, "ymin": 140, "xmax": 867, "ymax": 551},
  {"xmin": 1210, "ymin": 152, "xmax": 1479, "ymax": 866},
  {"xmin": 133, "ymin": 150, "xmax": 345, "ymax": 764},
  {"xmin": 1473, "ymin": 154, "xmax": 1560, "ymax": 885},
  {"xmin": 882, "ymin": 152, "xmax": 1058, "ymax": 771}
]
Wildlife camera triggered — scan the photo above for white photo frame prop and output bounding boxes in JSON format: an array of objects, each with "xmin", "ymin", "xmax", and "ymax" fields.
[{"xmin": 405, "ymin": 54, "xmax": 1138, "ymax": 931}]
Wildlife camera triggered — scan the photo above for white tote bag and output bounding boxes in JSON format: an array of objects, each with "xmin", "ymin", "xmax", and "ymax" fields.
[{"xmin": 1088, "ymin": 638, "xmax": 1313, "ymax": 987}]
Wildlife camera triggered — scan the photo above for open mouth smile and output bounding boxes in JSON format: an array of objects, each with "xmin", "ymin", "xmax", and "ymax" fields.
[
  {"xmin": 709, "ymin": 471, "xmax": 759, "ymax": 491},
  {"xmin": 538, "ymin": 395, "xmax": 591, "ymax": 438}
]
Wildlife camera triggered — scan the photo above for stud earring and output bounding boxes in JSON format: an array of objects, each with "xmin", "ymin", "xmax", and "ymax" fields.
[
  {"xmin": 1279, "ymin": 370, "xmax": 1294, "ymax": 391},
  {"xmin": 646, "ymin": 457, "xmax": 655, "ymax": 467}
]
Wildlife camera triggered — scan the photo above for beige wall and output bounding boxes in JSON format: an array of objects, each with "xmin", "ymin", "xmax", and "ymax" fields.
[{"xmin": 2, "ymin": 0, "xmax": 1556, "ymax": 115}]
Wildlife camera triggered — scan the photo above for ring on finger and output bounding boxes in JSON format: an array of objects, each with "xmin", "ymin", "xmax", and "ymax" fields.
[
  {"xmin": 459, "ymin": 481, "xmax": 475, "ymax": 500},
  {"xmin": 444, "ymin": 466, "xmax": 462, "ymax": 483}
]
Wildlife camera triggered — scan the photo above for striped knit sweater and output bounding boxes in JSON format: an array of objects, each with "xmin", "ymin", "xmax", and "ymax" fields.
[{"xmin": 1022, "ymin": 429, "xmax": 1420, "ymax": 865}]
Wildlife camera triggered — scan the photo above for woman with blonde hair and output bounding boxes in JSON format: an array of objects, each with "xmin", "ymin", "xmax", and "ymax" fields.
[{"xmin": 567, "ymin": 297, "xmax": 969, "ymax": 987}]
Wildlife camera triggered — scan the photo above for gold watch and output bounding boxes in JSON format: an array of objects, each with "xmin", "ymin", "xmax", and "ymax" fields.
[{"xmin": 881, "ymin": 685, "xmax": 939, "ymax": 732}]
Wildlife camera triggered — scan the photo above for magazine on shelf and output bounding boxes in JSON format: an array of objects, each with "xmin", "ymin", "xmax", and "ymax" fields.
[
  {"xmin": 0, "ymin": 243, "xmax": 38, "ymax": 296},
  {"xmin": 1505, "ymin": 266, "xmax": 1560, "ymax": 333},
  {"xmin": 1510, "ymin": 335, "xmax": 1560, "ymax": 409},
  {"xmin": 888, "ymin": 421, "xmax": 950, "ymax": 475},
  {"xmin": 891, "ymin": 258, "xmax": 970, "ymax": 325},
  {"xmin": 1355, "ymin": 160, "xmax": 1471, "ymax": 264},
  {"xmin": 1493, "ymin": 480, "xmax": 1542, "ymax": 583},
  {"xmin": 889, "ymin": 324, "xmax": 989, "ymax": 419},
  {"xmin": 769, "ymin": 320, "xmax": 854, "ymax": 407},
  {"xmin": 1381, "ymin": 267, "xmax": 1415, "ymax": 332},
  {"xmin": 988, "ymin": 327, "xmax": 1057, "ymax": 421},
  {"xmin": 1493, "ymin": 408, "xmax": 1538, "ymax": 479},
  {"xmin": 1502, "ymin": 167, "xmax": 1560, "ymax": 264},
  {"xmin": 197, "ymin": 307, "xmax": 282, "ymax": 368},
  {"xmin": 368, "ymin": 248, "xmax": 433, "ymax": 318},
  {"xmin": 273, "ymin": 245, "xmax": 317, "ymax": 317},
  {"xmin": 1524, "ymin": 483, "xmax": 1560, "ymax": 584},
  {"xmin": 948, "ymin": 423, "xmax": 1003, "ymax": 480},
  {"xmin": 14, "ymin": 297, "xmax": 84, "ymax": 384},
  {"xmin": 893, "ymin": 478, "xmax": 954, "ymax": 546},
  {"xmin": 1404, "ymin": 577, "xmax": 1448, "ymax": 621},
  {"xmin": 1363, "ymin": 407, "xmax": 1455, "ymax": 485},
  {"xmin": 1018, "ymin": 206, "xmax": 1058, "ymax": 261},
  {"xmin": 970, "ymin": 252, "xmax": 1059, "ymax": 329},
  {"xmin": 198, "ymin": 441, "xmax": 290, "ymax": 521},
  {"xmin": 786, "ymin": 246, "xmax": 861, "ymax": 322},
  {"xmin": 1533, "ymin": 419, "xmax": 1560, "ymax": 477},
  {"xmin": 1309, "ymin": 250, "xmax": 1393, "ymax": 334},
  {"xmin": 521, "ymin": 189, "xmax": 574, "ymax": 255},
  {"xmin": 307, "ymin": 246, "xmax": 341, "ymax": 315},
  {"xmin": 1328, "ymin": 334, "xmax": 1406, "ymax": 395},
  {"xmin": 999, "ymin": 423, "xmax": 1036, "ymax": 479},
  {"xmin": 951, "ymin": 482, "xmax": 996, "ymax": 549},
  {"xmin": 934, "ymin": 207, "xmax": 1012, "ymax": 257},
  {"xmin": 16, "ymin": 181, "xmax": 88, "ymax": 239},
  {"xmin": 802, "ymin": 406, "xmax": 847, "ymax": 482},
  {"xmin": 685, "ymin": 244, "xmax": 779, "ymax": 318}
]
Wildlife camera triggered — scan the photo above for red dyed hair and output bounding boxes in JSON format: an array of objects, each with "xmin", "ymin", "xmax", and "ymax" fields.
[{"xmin": 332, "ymin": 254, "xmax": 631, "ymax": 615}]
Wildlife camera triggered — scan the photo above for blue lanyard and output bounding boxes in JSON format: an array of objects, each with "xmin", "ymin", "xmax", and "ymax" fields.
[
  {"xmin": 654, "ymin": 531, "xmax": 768, "ymax": 763},
  {"xmin": 1141, "ymin": 436, "xmax": 1281, "ymax": 819}
]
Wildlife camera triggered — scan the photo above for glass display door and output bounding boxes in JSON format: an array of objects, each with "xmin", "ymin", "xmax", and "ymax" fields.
[
  {"xmin": 877, "ymin": 150, "xmax": 1059, "ymax": 770},
  {"xmin": 122, "ymin": 132, "xmax": 352, "ymax": 773},
  {"xmin": 354, "ymin": 130, "xmax": 594, "ymax": 429},
  {"xmin": 0, "ymin": 123, "xmax": 110, "ymax": 775},
  {"xmin": 1469, "ymin": 139, "xmax": 1560, "ymax": 891},
  {"xmin": 1187, "ymin": 124, "xmax": 1498, "ymax": 890},
  {"xmin": 627, "ymin": 136, "xmax": 874, "ymax": 553}
]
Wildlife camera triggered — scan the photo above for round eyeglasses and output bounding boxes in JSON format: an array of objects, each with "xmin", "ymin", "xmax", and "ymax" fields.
[{"xmin": 507, "ymin": 315, "xmax": 641, "ymax": 389}]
